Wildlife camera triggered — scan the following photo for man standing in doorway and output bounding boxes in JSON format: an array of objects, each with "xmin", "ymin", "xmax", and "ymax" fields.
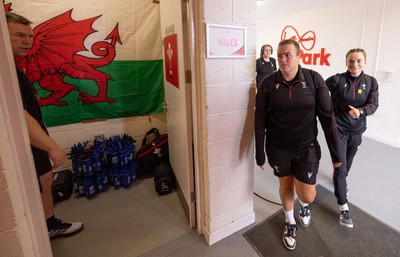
[{"xmin": 6, "ymin": 12, "xmax": 83, "ymax": 240}]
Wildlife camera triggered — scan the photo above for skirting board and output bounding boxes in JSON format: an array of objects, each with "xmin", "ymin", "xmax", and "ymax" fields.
[{"xmin": 364, "ymin": 131, "xmax": 400, "ymax": 148}]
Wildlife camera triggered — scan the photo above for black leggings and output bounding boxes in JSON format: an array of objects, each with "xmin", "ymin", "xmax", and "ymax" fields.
[{"xmin": 333, "ymin": 132, "xmax": 362, "ymax": 205}]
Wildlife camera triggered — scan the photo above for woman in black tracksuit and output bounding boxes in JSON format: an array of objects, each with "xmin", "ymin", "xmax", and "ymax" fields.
[
  {"xmin": 255, "ymin": 39, "xmax": 343, "ymax": 251},
  {"xmin": 255, "ymin": 44, "xmax": 277, "ymax": 89},
  {"xmin": 325, "ymin": 48, "xmax": 379, "ymax": 228}
]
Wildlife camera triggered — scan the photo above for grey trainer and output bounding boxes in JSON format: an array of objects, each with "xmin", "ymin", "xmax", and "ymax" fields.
[
  {"xmin": 299, "ymin": 204, "xmax": 311, "ymax": 227},
  {"xmin": 283, "ymin": 223, "xmax": 297, "ymax": 250}
]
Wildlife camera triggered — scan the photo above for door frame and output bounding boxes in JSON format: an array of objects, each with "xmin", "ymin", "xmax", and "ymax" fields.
[
  {"xmin": 188, "ymin": 0, "xmax": 205, "ymax": 235},
  {"xmin": 0, "ymin": 7, "xmax": 53, "ymax": 256},
  {"xmin": 159, "ymin": 0, "xmax": 199, "ymax": 229}
]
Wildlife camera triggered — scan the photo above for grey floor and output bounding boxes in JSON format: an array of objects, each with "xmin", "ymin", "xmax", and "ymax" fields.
[{"xmin": 52, "ymin": 135, "xmax": 400, "ymax": 257}]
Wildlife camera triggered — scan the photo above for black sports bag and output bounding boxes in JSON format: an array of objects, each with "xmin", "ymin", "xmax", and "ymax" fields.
[
  {"xmin": 136, "ymin": 128, "xmax": 169, "ymax": 177},
  {"xmin": 52, "ymin": 169, "xmax": 73, "ymax": 203},
  {"xmin": 154, "ymin": 161, "xmax": 175, "ymax": 195}
]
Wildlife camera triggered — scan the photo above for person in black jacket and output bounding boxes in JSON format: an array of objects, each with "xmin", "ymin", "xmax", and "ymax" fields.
[
  {"xmin": 255, "ymin": 39, "xmax": 343, "ymax": 251},
  {"xmin": 255, "ymin": 44, "xmax": 277, "ymax": 89},
  {"xmin": 6, "ymin": 12, "xmax": 83, "ymax": 240},
  {"xmin": 325, "ymin": 48, "xmax": 379, "ymax": 228}
]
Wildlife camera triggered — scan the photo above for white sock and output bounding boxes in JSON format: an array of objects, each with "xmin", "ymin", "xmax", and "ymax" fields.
[
  {"xmin": 340, "ymin": 204, "xmax": 349, "ymax": 211},
  {"xmin": 284, "ymin": 209, "xmax": 296, "ymax": 224},
  {"xmin": 299, "ymin": 199, "xmax": 309, "ymax": 207}
]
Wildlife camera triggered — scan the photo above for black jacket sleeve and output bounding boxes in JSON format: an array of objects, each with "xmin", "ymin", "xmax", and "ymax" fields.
[
  {"xmin": 363, "ymin": 75, "xmax": 379, "ymax": 116},
  {"xmin": 254, "ymin": 79, "xmax": 269, "ymax": 166},
  {"xmin": 313, "ymin": 71, "xmax": 344, "ymax": 163}
]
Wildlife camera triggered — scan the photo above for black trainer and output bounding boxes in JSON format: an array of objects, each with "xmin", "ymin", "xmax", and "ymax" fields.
[
  {"xmin": 283, "ymin": 223, "xmax": 297, "ymax": 250},
  {"xmin": 299, "ymin": 204, "xmax": 311, "ymax": 227},
  {"xmin": 48, "ymin": 218, "xmax": 84, "ymax": 240}
]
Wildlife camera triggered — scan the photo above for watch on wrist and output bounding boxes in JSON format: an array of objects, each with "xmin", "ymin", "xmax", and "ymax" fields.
[{"xmin": 359, "ymin": 108, "xmax": 364, "ymax": 116}]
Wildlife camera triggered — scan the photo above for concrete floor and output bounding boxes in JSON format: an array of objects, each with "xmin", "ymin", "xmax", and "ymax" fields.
[{"xmin": 52, "ymin": 136, "xmax": 400, "ymax": 257}]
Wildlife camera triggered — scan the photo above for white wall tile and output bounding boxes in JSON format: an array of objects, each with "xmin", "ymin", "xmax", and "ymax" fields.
[
  {"xmin": 206, "ymin": 83, "xmax": 255, "ymax": 114},
  {"xmin": 209, "ymin": 159, "xmax": 254, "ymax": 196},
  {"xmin": 205, "ymin": 59, "xmax": 233, "ymax": 85},
  {"xmin": 204, "ymin": 1, "xmax": 232, "ymax": 22},
  {"xmin": 207, "ymin": 134, "xmax": 253, "ymax": 170},
  {"xmin": 207, "ymin": 109, "xmax": 254, "ymax": 142},
  {"xmin": 233, "ymin": 0, "xmax": 257, "ymax": 25}
]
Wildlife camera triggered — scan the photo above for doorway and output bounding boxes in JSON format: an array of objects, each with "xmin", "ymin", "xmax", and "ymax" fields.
[{"xmin": 2, "ymin": 1, "xmax": 195, "ymax": 256}]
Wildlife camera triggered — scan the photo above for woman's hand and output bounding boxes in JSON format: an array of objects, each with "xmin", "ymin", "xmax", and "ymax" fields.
[
  {"xmin": 333, "ymin": 162, "xmax": 342, "ymax": 168},
  {"xmin": 348, "ymin": 105, "xmax": 361, "ymax": 119}
]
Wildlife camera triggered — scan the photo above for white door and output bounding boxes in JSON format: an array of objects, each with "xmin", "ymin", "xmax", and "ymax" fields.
[{"xmin": 159, "ymin": 0, "xmax": 196, "ymax": 227}]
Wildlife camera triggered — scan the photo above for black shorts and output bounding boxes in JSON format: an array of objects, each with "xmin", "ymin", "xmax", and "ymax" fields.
[
  {"xmin": 265, "ymin": 141, "xmax": 321, "ymax": 185},
  {"xmin": 32, "ymin": 146, "xmax": 52, "ymax": 191}
]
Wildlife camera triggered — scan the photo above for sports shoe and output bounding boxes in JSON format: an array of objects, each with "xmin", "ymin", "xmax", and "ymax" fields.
[
  {"xmin": 48, "ymin": 219, "xmax": 84, "ymax": 240},
  {"xmin": 299, "ymin": 204, "xmax": 311, "ymax": 227},
  {"xmin": 283, "ymin": 223, "xmax": 297, "ymax": 250},
  {"xmin": 340, "ymin": 210, "xmax": 353, "ymax": 228}
]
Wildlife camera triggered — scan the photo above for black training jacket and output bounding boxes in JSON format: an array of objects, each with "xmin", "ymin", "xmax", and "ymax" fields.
[
  {"xmin": 254, "ymin": 65, "xmax": 343, "ymax": 166},
  {"xmin": 256, "ymin": 57, "xmax": 277, "ymax": 88},
  {"xmin": 325, "ymin": 71, "xmax": 379, "ymax": 135}
]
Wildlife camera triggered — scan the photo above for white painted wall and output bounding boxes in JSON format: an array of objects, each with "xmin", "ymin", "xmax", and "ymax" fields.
[
  {"xmin": 257, "ymin": 0, "xmax": 400, "ymax": 147},
  {"xmin": 200, "ymin": 0, "xmax": 257, "ymax": 245}
]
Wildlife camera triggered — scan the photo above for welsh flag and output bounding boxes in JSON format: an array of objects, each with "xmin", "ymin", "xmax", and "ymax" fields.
[{"xmin": 8, "ymin": 0, "xmax": 164, "ymax": 127}]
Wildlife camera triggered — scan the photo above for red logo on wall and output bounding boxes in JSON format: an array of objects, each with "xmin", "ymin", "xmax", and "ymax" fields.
[
  {"xmin": 163, "ymin": 34, "xmax": 179, "ymax": 89},
  {"xmin": 281, "ymin": 25, "xmax": 331, "ymax": 66}
]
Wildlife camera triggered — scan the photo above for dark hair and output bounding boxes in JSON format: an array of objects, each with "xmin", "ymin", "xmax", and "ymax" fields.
[
  {"xmin": 5, "ymin": 12, "xmax": 32, "ymax": 25},
  {"xmin": 346, "ymin": 48, "xmax": 366, "ymax": 60},
  {"xmin": 278, "ymin": 39, "xmax": 300, "ymax": 55}
]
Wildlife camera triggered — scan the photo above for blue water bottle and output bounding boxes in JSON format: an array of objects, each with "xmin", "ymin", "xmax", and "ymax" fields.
[{"xmin": 83, "ymin": 177, "xmax": 95, "ymax": 198}]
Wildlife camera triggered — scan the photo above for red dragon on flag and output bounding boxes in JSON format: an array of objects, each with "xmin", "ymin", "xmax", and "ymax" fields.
[
  {"xmin": 6, "ymin": 4, "xmax": 122, "ymax": 106},
  {"xmin": 3, "ymin": 1, "xmax": 11, "ymax": 11},
  {"xmin": 5, "ymin": 2, "xmax": 164, "ymax": 127}
]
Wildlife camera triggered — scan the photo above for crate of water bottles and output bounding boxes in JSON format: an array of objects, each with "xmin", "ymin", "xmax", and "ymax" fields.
[{"xmin": 70, "ymin": 134, "xmax": 137, "ymax": 199}]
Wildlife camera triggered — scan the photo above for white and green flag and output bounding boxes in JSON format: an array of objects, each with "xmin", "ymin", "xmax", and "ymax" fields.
[{"xmin": 8, "ymin": 0, "xmax": 164, "ymax": 126}]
